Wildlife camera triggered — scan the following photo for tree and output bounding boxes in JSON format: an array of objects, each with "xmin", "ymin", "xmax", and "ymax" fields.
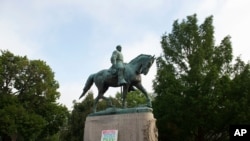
[
  {"xmin": 0, "ymin": 50, "xmax": 68, "ymax": 141},
  {"xmin": 0, "ymin": 94, "xmax": 46, "ymax": 141},
  {"xmin": 61, "ymin": 92, "xmax": 106, "ymax": 141},
  {"xmin": 115, "ymin": 90, "xmax": 150, "ymax": 108},
  {"xmin": 153, "ymin": 14, "xmax": 250, "ymax": 141}
]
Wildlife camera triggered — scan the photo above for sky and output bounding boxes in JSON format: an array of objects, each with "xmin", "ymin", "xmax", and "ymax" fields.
[{"xmin": 1, "ymin": 0, "xmax": 250, "ymax": 110}]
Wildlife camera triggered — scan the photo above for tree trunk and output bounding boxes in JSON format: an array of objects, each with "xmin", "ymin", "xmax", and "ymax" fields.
[
  {"xmin": 195, "ymin": 127, "xmax": 205, "ymax": 141},
  {"xmin": 10, "ymin": 134, "xmax": 17, "ymax": 141}
]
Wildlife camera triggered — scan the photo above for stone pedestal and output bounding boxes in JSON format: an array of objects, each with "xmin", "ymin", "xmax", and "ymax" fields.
[{"xmin": 84, "ymin": 107, "xmax": 158, "ymax": 141}]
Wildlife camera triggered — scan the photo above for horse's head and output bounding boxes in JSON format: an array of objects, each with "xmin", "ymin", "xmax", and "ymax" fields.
[
  {"xmin": 131, "ymin": 54, "xmax": 154, "ymax": 75},
  {"xmin": 129, "ymin": 54, "xmax": 155, "ymax": 75},
  {"xmin": 140, "ymin": 55, "xmax": 155, "ymax": 75}
]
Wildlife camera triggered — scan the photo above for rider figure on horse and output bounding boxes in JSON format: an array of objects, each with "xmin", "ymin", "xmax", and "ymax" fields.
[{"xmin": 110, "ymin": 45, "xmax": 127, "ymax": 86}]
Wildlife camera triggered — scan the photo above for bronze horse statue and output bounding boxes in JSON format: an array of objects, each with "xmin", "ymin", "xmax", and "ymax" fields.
[{"xmin": 79, "ymin": 54, "xmax": 155, "ymax": 112}]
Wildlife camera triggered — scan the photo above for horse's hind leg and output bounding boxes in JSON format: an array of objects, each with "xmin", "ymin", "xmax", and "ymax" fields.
[
  {"xmin": 93, "ymin": 86, "xmax": 110, "ymax": 112},
  {"xmin": 101, "ymin": 86, "xmax": 112, "ymax": 107},
  {"xmin": 93, "ymin": 96, "xmax": 100, "ymax": 113},
  {"xmin": 102, "ymin": 96, "xmax": 113, "ymax": 107}
]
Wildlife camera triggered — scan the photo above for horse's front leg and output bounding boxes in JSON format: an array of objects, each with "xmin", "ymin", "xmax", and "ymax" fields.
[{"xmin": 135, "ymin": 83, "xmax": 152, "ymax": 107}]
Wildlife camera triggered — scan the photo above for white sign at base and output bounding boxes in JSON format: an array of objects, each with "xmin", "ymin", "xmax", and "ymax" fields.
[{"xmin": 101, "ymin": 130, "xmax": 118, "ymax": 141}]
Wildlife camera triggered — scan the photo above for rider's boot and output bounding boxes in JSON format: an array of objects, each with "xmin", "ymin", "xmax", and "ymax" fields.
[{"xmin": 118, "ymin": 69, "xmax": 127, "ymax": 86}]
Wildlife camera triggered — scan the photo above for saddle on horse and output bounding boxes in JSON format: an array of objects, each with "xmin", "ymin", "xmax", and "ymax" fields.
[{"xmin": 108, "ymin": 64, "xmax": 127, "ymax": 86}]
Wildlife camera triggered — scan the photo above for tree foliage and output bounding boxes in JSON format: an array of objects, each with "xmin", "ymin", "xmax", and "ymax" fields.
[
  {"xmin": 115, "ymin": 90, "xmax": 149, "ymax": 108},
  {"xmin": 60, "ymin": 92, "xmax": 108, "ymax": 141},
  {"xmin": 153, "ymin": 14, "xmax": 250, "ymax": 141},
  {"xmin": 0, "ymin": 50, "xmax": 68, "ymax": 141}
]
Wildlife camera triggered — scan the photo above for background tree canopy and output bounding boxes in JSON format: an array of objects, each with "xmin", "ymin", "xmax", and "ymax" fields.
[
  {"xmin": 0, "ymin": 50, "xmax": 68, "ymax": 141},
  {"xmin": 153, "ymin": 14, "xmax": 250, "ymax": 141}
]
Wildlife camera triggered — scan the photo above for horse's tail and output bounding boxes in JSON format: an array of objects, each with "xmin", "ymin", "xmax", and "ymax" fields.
[{"xmin": 79, "ymin": 74, "xmax": 95, "ymax": 99}]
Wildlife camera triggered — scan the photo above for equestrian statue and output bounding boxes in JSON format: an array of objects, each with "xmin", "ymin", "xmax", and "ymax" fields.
[{"xmin": 79, "ymin": 45, "xmax": 155, "ymax": 112}]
